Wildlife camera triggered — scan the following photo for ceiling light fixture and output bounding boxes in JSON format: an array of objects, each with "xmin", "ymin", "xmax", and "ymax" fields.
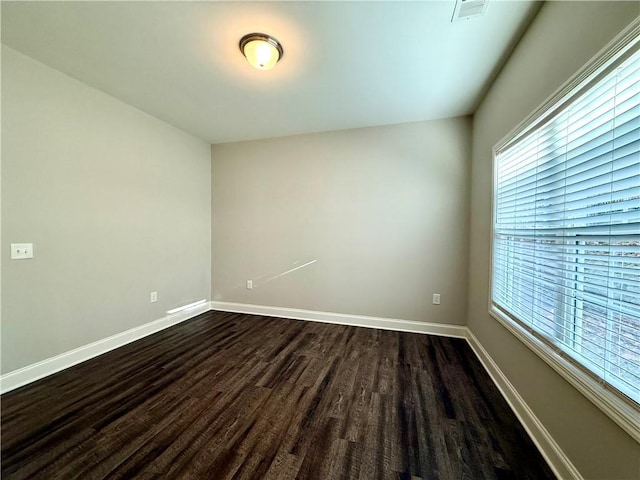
[{"xmin": 239, "ymin": 33, "xmax": 283, "ymax": 70}]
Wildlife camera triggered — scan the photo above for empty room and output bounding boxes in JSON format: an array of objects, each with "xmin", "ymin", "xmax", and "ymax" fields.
[{"xmin": 1, "ymin": 1, "xmax": 639, "ymax": 479}]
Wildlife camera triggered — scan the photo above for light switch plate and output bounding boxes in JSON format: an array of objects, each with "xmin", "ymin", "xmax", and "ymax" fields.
[{"xmin": 11, "ymin": 243, "xmax": 34, "ymax": 260}]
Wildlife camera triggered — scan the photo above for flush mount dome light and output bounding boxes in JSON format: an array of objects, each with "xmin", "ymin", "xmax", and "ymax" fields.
[{"xmin": 239, "ymin": 33, "xmax": 283, "ymax": 70}]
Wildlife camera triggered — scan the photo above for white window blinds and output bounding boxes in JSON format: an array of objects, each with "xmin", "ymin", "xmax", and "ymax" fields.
[{"xmin": 492, "ymin": 46, "xmax": 640, "ymax": 404}]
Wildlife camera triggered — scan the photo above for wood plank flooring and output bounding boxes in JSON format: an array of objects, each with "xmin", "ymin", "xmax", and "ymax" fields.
[{"xmin": 1, "ymin": 311, "xmax": 555, "ymax": 479}]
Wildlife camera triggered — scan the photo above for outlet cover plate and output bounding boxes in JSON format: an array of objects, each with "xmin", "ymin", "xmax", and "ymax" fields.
[{"xmin": 11, "ymin": 243, "xmax": 34, "ymax": 260}]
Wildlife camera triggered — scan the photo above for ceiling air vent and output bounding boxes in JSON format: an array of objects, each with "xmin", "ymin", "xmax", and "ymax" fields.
[{"xmin": 451, "ymin": 0, "xmax": 488, "ymax": 22}]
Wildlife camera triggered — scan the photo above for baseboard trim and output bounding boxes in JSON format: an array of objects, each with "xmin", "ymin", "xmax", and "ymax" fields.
[
  {"xmin": 465, "ymin": 330, "xmax": 583, "ymax": 480},
  {"xmin": 0, "ymin": 302, "xmax": 211, "ymax": 394},
  {"xmin": 209, "ymin": 301, "xmax": 468, "ymax": 338}
]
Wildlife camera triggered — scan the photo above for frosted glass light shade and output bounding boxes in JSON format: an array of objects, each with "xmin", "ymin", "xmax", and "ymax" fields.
[{"xmin": 239, "ymin": 33, "xmax": 283, "ymax": 70}]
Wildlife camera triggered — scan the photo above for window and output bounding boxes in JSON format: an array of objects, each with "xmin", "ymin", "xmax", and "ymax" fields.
[{"xmin": 490, "ymin": 29, "xmax": 639, "ymax": 440}]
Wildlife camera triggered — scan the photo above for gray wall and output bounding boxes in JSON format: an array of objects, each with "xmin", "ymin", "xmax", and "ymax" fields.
[
  {"xmin": 211, "ymin": 118, "xmax": 471, "ymax": 325},
  {"xmin": 1, "ymin": 47, "xmax": 212, "ymax": 373},
  {"xmin": 468, "ymin": 2, "xmax": 640, "ymax": 479}
]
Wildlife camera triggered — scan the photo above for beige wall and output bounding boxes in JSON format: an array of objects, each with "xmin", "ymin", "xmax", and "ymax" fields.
[
  {"xmin": 469, "ymin": 2, "xmax": 640, "ymax": 479},
  {"xmin": 212, "ymin": 118, "xmax": 471, "ymax": 325},
  {"xmin": 1, "ymin": 47, "xmax": 212, "ymax": 373}
]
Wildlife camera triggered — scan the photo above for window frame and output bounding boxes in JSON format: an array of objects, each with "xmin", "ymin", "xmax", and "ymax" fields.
[{"xmin": 488, "ymin": 18, "xmax": 640, "ymax": 443}]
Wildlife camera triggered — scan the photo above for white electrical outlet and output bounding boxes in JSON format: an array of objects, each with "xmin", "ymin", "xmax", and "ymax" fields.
[
  {"xmin": 150, "ymin": 291, "xmax": 158, "ymax": 303},
  {"xmin": 11, "ymin": 243, "xmax": 34, "ymax": 260},
  {"xmin": 247, "ymin": 280, "xmax": 253, "ymax": 290},
  {"xmin": 432, "ymin": 293, "xmax": 441, "ymax": 305}
]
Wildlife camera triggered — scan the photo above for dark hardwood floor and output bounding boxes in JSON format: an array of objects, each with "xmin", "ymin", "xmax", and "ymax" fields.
[{"xmin": 1, "ymin": 311, "xmax": 555, "ymax": 479}]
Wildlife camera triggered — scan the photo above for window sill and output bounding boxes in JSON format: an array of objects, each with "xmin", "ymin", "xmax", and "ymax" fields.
[{"xmin": 488, "ymin": 305, "xmax": 640, "ymax": 443}]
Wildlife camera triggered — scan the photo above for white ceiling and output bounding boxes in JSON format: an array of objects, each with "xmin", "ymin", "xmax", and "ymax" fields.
[{"xmin": 1, "ymin": 1, "xmax": 540, "ymax": 144}]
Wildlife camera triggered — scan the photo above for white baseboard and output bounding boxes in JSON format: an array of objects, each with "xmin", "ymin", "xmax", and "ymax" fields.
[
  {"xmin": 209, "ymin": 301, "xmax": 468, "ymax": 338},
  {"xmin": 465, "ymin": 330, "xmax": 582, "ymax": 480},
  {"xmin": 0, "ymin": 302, "xmax": 211, "ymax": 394},
  {"xmin": 0, "ymin": 300, "xmax": 580, "ymax": 479}
]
